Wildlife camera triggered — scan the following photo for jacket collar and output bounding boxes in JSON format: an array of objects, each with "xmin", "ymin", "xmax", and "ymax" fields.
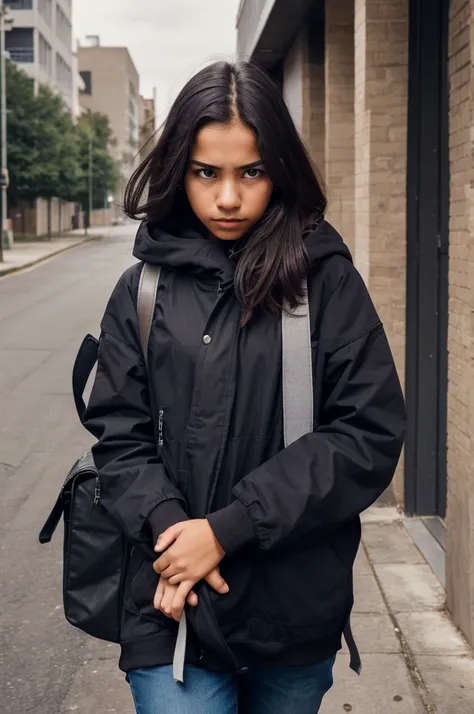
[{"xmin": 133, "ymin": 218, "xmax": 236, "ymax": 287}]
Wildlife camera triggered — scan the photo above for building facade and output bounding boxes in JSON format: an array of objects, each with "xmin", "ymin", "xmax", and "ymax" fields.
[
  {"xmin": 237, "ymin": 0, "xmax": 474, "ymax": 649},
  {"xmin": 4, "ymin": 0, "xmax": 73, "ymax": 111},
  {"xmin": 77, "ymin": 39, "xmax": 140, "ymax": 207},
  {"xmin": 139, "ymin": 92, "xmax": 156, "ymax": 164}
]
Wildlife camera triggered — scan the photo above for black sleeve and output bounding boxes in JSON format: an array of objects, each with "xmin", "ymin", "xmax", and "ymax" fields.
[
  {"xmin": 83, "ymin": 268, "xmax": 188, "ymax": 555},
  {"xmin": 208, "ymin": 263, "xmax": 407, "ymax": 555}
]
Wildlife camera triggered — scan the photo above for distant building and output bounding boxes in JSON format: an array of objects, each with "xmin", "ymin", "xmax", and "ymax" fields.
[
  {"xmin": 71, "ymin": 49, "xmax": 85, "ymax": 119},
  {"xmin": 139, "ymin": 92, "xmax": 156, "ymax": 163},
  {"xmin": 77, "ymin": 38, "xmax": 141, "ymax": 206},
  {"xmin": 4, "ymin": 0, "xmax": 74, "ymax": 111}
]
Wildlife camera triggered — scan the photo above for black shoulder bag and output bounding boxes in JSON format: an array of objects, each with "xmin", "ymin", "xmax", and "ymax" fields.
[{"xmin": 38, "ymin": 264, "xmax": 161, "ymax": 643}]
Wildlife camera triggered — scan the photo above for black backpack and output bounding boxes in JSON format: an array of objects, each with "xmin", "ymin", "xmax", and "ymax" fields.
[{"xmin": 38, "ymin": 264, "xmax": 161, "ymax": 643}]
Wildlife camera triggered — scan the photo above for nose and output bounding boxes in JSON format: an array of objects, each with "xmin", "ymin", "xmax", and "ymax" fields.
[{"xmin": 216, "ymin": 179, "xmax": 241, "ymax": 212}]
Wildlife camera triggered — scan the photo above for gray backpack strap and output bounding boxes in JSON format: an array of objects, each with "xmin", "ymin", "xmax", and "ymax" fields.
[
  {"xmin": 282, "ymin": 278, "xmax": 313, "ymax": 447},
  {"xmin": 281, "ymin": 279, "xmax": 362, "ymax": 676},
  {"xmin": 137, "ymin": 263, "xmax": 161, "ymax": 366},
  {"xmin": 137, "ymin": 262, "xmax": 187, "ymax": 683}
]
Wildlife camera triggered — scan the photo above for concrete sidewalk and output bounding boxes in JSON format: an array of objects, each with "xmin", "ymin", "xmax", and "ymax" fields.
[
  {"xmin": 321, "ymin": 507, "xmax": 474, "ymax": 713},
  {"xmin": 0, "ymin": 227, "xmax": 107, "ymax": 278},
  {"xmin": 59, "ymin": 507, "xmax": 474, "ymax": 714}
]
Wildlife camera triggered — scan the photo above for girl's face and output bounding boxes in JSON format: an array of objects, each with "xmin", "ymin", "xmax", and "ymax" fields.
[{"xmin": 184, "ymin": 117, "xmax": 274, "ymax": 241}]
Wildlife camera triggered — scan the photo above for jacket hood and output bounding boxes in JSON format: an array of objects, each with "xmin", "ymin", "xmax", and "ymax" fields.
[
  {"xmin": 304, "ymin": 220, "xmax": 353, "ymax": 265},
  {"xmin": 133, "ymin": 216, "xmax": 236, "ymax": 286},
  {"xmin": 132, "ymin": 217, "xmax": 352, "ymax": 284}
]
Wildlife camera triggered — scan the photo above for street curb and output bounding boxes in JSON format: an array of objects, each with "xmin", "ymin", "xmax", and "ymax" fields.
[{"xmin": 0, "ymin": 234, "xmax": 103, "ymax": 279}]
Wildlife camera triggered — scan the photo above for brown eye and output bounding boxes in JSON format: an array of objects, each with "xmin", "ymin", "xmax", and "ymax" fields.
[
  {"xmin": 196, "ymin": 169, "xmax": 216, "ymax": 179},
  {"xmin": 243, "ymin": 168, "xmax": 264, "ymax": 179}
]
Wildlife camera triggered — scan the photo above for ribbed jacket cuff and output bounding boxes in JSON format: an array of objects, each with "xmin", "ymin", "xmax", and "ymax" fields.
[
  {"xmin": 148, "ymin": 500, "xmax": 189, "ymax": 548},
  {"xmin": 207, "ymin": 500, "xmax": 256, "ymax": 556}
]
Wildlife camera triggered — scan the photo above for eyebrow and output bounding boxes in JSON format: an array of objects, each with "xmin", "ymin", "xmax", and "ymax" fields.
[{"xmin": 190, "ymin": 159, "xmax": 265, "ymax": 171}]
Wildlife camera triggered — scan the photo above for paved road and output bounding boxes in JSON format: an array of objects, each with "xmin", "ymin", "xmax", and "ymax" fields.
[{"xmin": 0, "ymin": 225, "xmax": 138, "ymax": 714}]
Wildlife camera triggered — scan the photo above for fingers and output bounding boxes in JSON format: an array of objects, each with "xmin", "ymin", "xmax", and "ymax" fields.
[
  {"xmin": 160, "ymin": 579, "xmax": 176, "ymax": 618},
  {"xmin": 187, "ymin": 590, "xmax": 198, "ymax": 607},
  {"xmin": 154, "ymin": 523, "xmax": 185, "ymax": 554},
  {"xmin": 155, "ymin": 575, "xmax": 198, "ymax": 618},
  {"xmin": 153, "ymin": 576, "xmax": 165, "ymax": 611},
  {"xmin": 205, "ymin": 568, "xmax": 229, "ymax": 595},
  {"xmin": 153, "ymin": 553, "xmax": 180, "ymax": 578},
  {"xmin": 171, "ymin": 581, "xmax": 194, "ymax": 622},
  {"xmin": 153, "ymin": 554, "xmax": 172, "ymax": 576}
]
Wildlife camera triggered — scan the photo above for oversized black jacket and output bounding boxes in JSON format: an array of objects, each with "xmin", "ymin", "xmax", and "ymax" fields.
[{"xmin": 83, "ymin": 218, "xmax": 406, "ymax": 673}]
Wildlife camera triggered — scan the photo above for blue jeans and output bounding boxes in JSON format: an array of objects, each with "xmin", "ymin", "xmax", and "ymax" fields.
[{"xmin": 127, "ymin": 657, "xmax": 336, "ymax": 714}]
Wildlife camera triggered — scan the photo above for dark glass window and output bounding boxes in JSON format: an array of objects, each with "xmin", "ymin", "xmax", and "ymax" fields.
[
  {"xmin": 80, "ymin": 71, "xmax": 92, "ymax": 96},
  {"xmin": 5, "ymin": 0, "xmax": 33, "ymax": 9},
  {"xmin": 6, "ymin": 28, "xmax": 34, "ymax": 63}
]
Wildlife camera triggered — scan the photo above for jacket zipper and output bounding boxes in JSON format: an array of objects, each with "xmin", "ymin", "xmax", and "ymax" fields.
[
  {"xmin": 158, "ymin": 407, "xmax": 164, "ymax": 447},
  {"xmin": 205, "ymin": 283, "xmax": 240, "ymax": 512}
]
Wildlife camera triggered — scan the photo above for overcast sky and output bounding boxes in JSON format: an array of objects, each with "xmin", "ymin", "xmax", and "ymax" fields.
[{"xmin": 73, "ymin": 0, "xmax": 240, "ymax": 124}]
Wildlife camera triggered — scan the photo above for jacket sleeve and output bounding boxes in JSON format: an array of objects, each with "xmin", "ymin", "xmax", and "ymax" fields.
[
  {"xmin": 83, "ymin": 268, "xmax": 188, "ymax": 554},
  {"xmin": 207, "ymin": 262, "xmax": 407, "ymax": 555}
]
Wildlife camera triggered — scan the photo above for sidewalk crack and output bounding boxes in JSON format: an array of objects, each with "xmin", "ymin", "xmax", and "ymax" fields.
[{"xmin": 363, "ymin": 541, "xmax": 438, "ymax": 714}]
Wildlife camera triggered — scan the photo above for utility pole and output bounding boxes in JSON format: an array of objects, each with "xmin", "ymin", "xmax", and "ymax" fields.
[
  {"xmin": 0, "ymin": 0, "xmax": 5, "ymax": 262},
  {"xmin": 87, "ymin": 131, "xmax": 93, "ymax": 235},
  {"xmin": 0, "ymin": 0, "xmax": 12, "ymax": 263}
]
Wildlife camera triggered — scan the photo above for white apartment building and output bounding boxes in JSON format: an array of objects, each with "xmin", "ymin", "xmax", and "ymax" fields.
[{"xmin": 4, "ymin": 0, "xmax": 74, "ymax": 111}]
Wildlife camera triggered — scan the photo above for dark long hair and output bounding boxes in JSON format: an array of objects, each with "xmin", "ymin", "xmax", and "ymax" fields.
[{"xmin": 124, "ymin": 61, "xmax": 326, "ymax": 323}]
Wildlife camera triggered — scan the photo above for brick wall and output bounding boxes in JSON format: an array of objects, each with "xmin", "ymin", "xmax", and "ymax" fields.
[
  {"xmin": 446, "ymin": 0, "xmax": 474, "ymax": 648},
  {"xmin": 325, "ymin": 0, "xmax": 355, "ymax": 251},
  {"xmin": 354, "ymin": 0, "xmax": 409, "ymax": 503}
]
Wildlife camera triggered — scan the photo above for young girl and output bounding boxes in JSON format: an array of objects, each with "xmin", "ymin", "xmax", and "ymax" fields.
[{"xmin": 84, "ymin": 61, "xmax": 406, "ymax": 714}]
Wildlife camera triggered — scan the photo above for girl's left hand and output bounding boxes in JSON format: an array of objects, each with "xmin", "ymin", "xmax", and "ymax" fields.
[
  {"xmin": 153, "ymin": 519, "xmax": 227, "ymax": 588},
  {"xmin": 154, "ymin": 575, "xmax": 199, "ymax": 622}
]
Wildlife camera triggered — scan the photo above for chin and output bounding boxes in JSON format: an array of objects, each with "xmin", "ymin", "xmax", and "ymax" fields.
[
  {"xmin": 215, "ymin": 233, "xmax": 244, "ymax": 241},
  {"xmin": 210, "ymin": 228, "xmax": 247, "ymax": 241}
]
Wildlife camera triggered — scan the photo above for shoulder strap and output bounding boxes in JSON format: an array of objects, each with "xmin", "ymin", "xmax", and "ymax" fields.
[
  {"xmin": 281, "ymin": 283, "xmax": 363, "ymax": 676},
  {"xmin": 137, "ymin": 263, "xmax": 161, "ymax": 367},
  {"xmin": 71, "ymin": 264, "xmax": 160, "ymax": 424},
  {"xmin": 281, "ymin": 278, "xmax": 313, "ymax": 447}
]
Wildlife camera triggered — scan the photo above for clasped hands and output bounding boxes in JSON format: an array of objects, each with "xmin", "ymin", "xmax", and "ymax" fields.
[{"xmin": 153, "ymin": 519, "xmax": 228, "ymax": 622}]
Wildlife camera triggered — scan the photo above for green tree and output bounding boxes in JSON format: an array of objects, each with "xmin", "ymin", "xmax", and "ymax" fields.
[
  {"xmin": 7, "ymin": 60, "xmax": 82, "ymax": 235},
  {"xmin": 6, "ymin": 61, "xmax": 118, "ymax": 235},
  {"xmin": 6, "ymin": 60, "xmax": 46, "ymax": 202}
]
